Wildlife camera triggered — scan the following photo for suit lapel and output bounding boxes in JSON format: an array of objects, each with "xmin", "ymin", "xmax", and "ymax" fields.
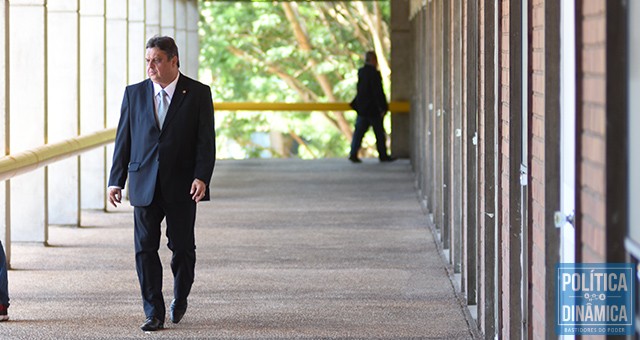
[{"xmin": 161, "ymin": 74, "xmax": 188, "ymax": 132}]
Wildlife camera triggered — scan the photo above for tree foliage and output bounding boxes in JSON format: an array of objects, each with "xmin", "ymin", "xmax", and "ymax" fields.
[{"xmin": 199, "ymin": 1, "xmax": 390, "ymax": 159}]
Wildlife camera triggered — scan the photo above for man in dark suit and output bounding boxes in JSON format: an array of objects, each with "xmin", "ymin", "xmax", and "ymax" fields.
[
  {"xmin": 107, "ymin": 36, "xmax": 215, "ymax": 332},
  {"xmin": 349, "ymin": 51, "xmax": 395, "ymax": 163}
]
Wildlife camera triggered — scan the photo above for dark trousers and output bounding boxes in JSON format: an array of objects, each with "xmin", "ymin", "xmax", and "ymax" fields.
[
  {"xmin": 350, "ymin": 115, "xmax": 389, "ymax": 159},
  {"xmin": 0, "ymin": 241, "xmax": 8, "ymax": 306},
  {"xmin": 133, "ymin": 183, "xmax": 197, "ymax": 321}
]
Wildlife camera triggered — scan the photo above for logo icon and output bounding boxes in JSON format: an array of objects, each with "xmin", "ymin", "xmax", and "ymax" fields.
[{"xmin": 556, "ymin": 263, "xmax": 634, "ymax": 335}]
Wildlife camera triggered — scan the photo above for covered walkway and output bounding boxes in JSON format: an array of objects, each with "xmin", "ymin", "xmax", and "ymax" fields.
[{"xmin": 1, "ymin": 159, "xmax": 477, "ymax": 339}]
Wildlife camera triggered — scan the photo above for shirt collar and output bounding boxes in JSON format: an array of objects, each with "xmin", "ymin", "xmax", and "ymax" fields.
[{"xmin": 153, "ymin": 73, "xmax": 180, "ymax": 99}]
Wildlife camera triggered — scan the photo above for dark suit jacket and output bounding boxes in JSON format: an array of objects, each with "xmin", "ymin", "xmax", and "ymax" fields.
[
  {"xmin": 108, "ymin": 74, "xmax": 216, "ymax": 207},
  {"xmin": 350, "ymin": 64, "xmax": 388, "ymax": 117}
]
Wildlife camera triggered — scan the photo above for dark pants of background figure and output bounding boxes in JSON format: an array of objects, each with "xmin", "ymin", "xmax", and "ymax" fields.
[
  {"xmin": 0, "ymin": 241, "xmax": 8, "ymax": 307},
  {"xmin": 350, "ymin": 115, "xmax": 388, "ymax": 160},
  {"xmin": 133, "ymin": 180, "xmax": 196, "ymax": 322}
]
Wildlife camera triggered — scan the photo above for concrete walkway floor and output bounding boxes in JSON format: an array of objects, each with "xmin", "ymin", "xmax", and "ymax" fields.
[{"xmin": 2, "ymin": 159, "xmax": 478, "ymax": 339}]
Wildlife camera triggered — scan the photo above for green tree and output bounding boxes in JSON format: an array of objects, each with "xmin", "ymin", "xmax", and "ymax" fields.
[{"xmin": 199, "ymin": 1, "xmax": 390, "ymax": 159}]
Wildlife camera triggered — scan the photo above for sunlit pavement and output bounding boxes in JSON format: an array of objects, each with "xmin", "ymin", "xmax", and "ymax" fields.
[{"xmin": 3, "ymin": 158, "xmax": 478, "ymax": 339}]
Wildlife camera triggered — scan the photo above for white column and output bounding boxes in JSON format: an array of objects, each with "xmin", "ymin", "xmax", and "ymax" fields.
[
  {"xmin": 160, "ymin": 0, "xmax": 174, "ymax": 37},
  {"xmin": 145, "ymin": 0, "xmax": 160, "ymax": 39},
  {"xmin": 128, "ymin": 0, "xmax": 146, "ymax": 84},
  {"xmin": 105, "ymin": 0, "xmax": 127, "ymax": 212},
  {"xmin": 47, "ymin": 0, "xmax": 80, "ymax": 226},
  {"xmin": 0, "ymin": 0, "xmax": 10, "ymax": 263},
  {"xmin": 175, "ymin": 0, "xmax": 187, "ymax": 75},
  {"xmin": 9, "ymin": 0, "xmax": 47, "ymax": 242},
  {"xmin": 185, "ymin": 0, "xmax": 199, "ymax": 79},
  {"xmin": 79, "ymin": 0, "xmax": 106, "ymax": 210}
]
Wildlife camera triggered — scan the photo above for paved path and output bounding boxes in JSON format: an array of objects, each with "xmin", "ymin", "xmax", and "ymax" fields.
[{"xmin": 2, "ymin": 159, "xmax": 477, "ymax": 339}]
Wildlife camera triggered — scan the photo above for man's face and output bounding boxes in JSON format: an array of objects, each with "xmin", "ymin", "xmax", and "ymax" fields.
[{"xmin": 146, "ymin": 47, "xmax": 178, "ymax": 87}]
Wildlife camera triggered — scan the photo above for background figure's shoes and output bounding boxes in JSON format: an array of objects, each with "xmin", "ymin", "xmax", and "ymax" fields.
[
  {"xmin": 348, "ymin": 155, "xmax": 362, "ymax": 163},
  {"xmin": 0, "ymin": 305, "xmax": 8, "ymax": 321},
  {"xmin": 140, "ymin": 316, "xmax": 164, "ymax": 331},
  {"xmin": 170, "ymin": 299, "xmax": 188, "ymax": 324},
  {"xmin": 380, "ymin": 156, "xmax": 397, "ymax": 162}
]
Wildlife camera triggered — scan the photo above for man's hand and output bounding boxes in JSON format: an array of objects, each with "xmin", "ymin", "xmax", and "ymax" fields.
[
  {"xmin": 190, "ymin": 178, "xmax": 206, "ymax": 203},
  {"xmin": 108, "ymin": 187, "xmax": 122, "ymax": 208}
]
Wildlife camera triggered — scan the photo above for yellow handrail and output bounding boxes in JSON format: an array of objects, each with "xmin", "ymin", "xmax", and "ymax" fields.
[
  {"xmin": 0, "ymin": 128, "xmax": 116, "ymax": 181},
  {"xmin": 213, "ymin": 101, "xmax": 410, "ymax": 112},
  {"xmin": 0, "ymin": 101, "xmax": 411, "ymax": 181}
]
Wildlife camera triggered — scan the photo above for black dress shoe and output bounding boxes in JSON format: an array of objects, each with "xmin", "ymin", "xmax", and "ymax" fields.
[
  {"xmin": 170, "ymin": 300, "xmax": 188, "ymax": 324},
  {"xmin": 380, "ymin": 156, "xmax": 397, "ymax": 162},
  {"xmin": 140, "ymin": 316, "xmax": 164, "ymax": 332},
  {"xmin": 348, "ymin": 155, "xmax": 362, "ymax": 163}
]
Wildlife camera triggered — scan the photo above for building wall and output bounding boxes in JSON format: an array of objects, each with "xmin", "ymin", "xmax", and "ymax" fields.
[
  {"xmin": 576, "ymin": 1, "xmax": 628, "ymax": 264},
  {"xmin": 407, "ymin": 0, "xmax": 630, "ymax": 338},
  {"xmin": 578, "ymin": 0, "xmax": 607, "ymax": 263},
  {"xmin": 498, "ymin": 1, "xmax": 510, "ymax": 334},
  {"xmin": 528, "ymin": 0, "xmax": 546, "ymax": 337}
]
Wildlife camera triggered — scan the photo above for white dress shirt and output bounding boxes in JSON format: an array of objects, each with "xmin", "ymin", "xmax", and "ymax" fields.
[{"xmin": 153, "ymin": 73, "xmax": 180, "ymax": 121}]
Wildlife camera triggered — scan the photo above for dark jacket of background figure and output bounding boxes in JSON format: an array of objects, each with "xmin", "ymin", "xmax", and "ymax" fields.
[
  {"xmin": 109, "ymin": 74, "xmax": 216, "ymax": 207},
  {"xmin": 350, "ymin": 64, "xmax": 388, "ymax": 117}
]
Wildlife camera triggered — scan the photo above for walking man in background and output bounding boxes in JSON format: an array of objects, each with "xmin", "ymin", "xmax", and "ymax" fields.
[
  {"xmin": 108, "ymin": 36, "xmax": 216, "ymax": 332},
  {"xmin": 348, "ymin": 51, "xmax": 395, "ymax": 163}
]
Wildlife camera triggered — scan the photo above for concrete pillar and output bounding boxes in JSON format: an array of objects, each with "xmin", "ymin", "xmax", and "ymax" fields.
[
  {"xmin": 105, "ymin": 0, "xmax": 127, "ymax": 211},
  {"xmin": 390, "ymin": 0, "xmax": 411, "ymax": 158},
  {"xmin": 128, "ymin": 0, "xmax": 146, "ymax": 83},
  {"xmin": 425, "ymin": 0, "xmax": 435, "ymax": 213},
  {"xmin": 79, "ymin": 0, "xmax": 106, "ymax": 210},
  {"xmin": 185, "ymin": 0, "xmax": 199, "ymax": 79},
  {"xmin": 160, "ymin": 0, "xmax": 175, "ymax": 37},
  {"xmin": 479, "ymin": 0, "xmax": 498, "ymax": 335},
  {"xmin": 47, "ymin": 0, "xmax": 80, "ymax": 226},
  {"xmin": 146, "ymin": 0, "xmax": 161, "ymax": 39},
  {"xmin": 433, "ymin": 0, "xmax": 444, "ymax": 244},
  {"xmin": 0, "ymin": 0, "xmax": 10, "ymax": 263},
  {"xmin": 464, "ymin": 0, "xmax": 479, "ymax": 306},
  {"xmin": 175, "ymin": 0, "xmax": 187, "ymax": 75},
  {"xmin": 10, "ymin": 0, "xmax": 47, "ymax": 243},
  {"xmin": 450, "ymin": 0, "xmax": 463, "ymax": 274}
]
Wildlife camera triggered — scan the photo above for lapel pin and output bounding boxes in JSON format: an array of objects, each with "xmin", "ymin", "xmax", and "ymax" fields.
[{"xmin": 183, "ymin": 90, "xmax": 187, "ymax": 94}]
